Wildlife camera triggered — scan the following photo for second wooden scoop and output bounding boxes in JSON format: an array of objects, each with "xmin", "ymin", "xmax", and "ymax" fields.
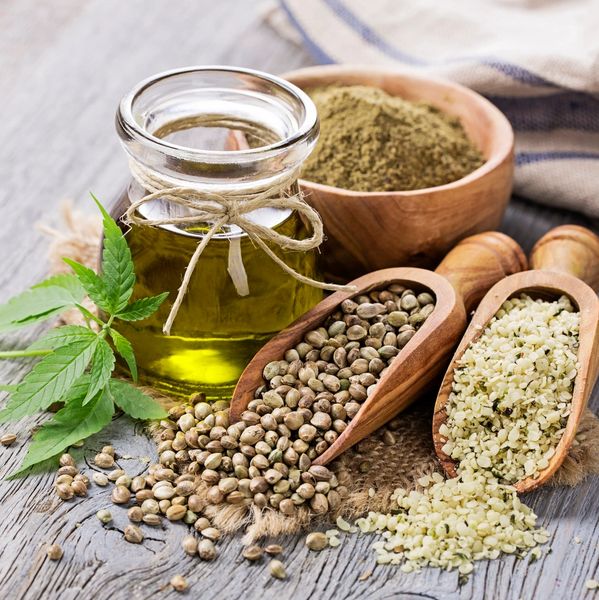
[
  {"xmin": 230, "ymin": 231, "xmax": 526, "ymax": 465},
  {"xmin": 433, "ymin": 225, "xmax": 599, "ymax": 493}
]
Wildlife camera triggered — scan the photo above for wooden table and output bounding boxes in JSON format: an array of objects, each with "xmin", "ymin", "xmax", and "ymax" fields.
[{"xmin": 1, "ymin": 2, "xmax": 597, "ymax": 598}]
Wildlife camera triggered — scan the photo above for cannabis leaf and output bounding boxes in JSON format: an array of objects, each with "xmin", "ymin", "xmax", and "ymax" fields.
[
  {"xmin": 33, "ymin": 274, "xmax": 86, "ymax": 299},
  {"xmin": 109, "ymin": 328, "xmax": 137, "ymax": 382},
  {"xmin": 0, "ymin": 337, "xmax": 98, "ymax": 423},
  {"xmin": 63, "ymin": 258, "xmax": 113, "ymax": 313},
  {"xmin": 83, "ymin": 338, "xmax": 114, "ymax": 405},
  {"xmin": 93, "ymin": 195, "xmax": 135, "ymax": 313},
  {"xmin": 108, "ymin": 379, "xmax": 166, "ymax": 420},
  {"xmin": 116, "ymin": 293, "xmax": 169, "ymax": 321},
  {"xmin": 0, "ymin": 274, "xmax": 85, "ymax": 332},
  {"xmin": 9, "ymin": 387, "xmax": 114, "ymax": 478},
  {"xmin": 28, "ymin": 325, "xmax": 97, "ymax": 351},
  {"xmin": 0, "ymin": 195, "xmax": 169, "ymax": 477}
]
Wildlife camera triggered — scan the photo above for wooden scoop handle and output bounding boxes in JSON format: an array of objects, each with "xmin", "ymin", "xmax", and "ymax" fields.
[
  {"xmin": 435, "ymin": 231, "xmax": 527, "ymax": 313},
  {"xmin": 530, "ymin": 225, "xmax": 599, "ymax": 292}
]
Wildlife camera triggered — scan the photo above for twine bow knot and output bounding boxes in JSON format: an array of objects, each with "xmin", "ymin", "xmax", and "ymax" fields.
[{"xmin": 125, "ymin": 159, "xmax": 355, "ymax": 335}]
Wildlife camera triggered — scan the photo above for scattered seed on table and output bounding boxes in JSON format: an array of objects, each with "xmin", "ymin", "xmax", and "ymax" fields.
[
  {"xmin": 170, "ymin": 575, "xmax": 188, "ymax": 592},
  {"xmin": 46, "ymin": 544, "xmax": 63, "ymax": 560},
  {"xmin": 200, "ymin": 527, "xmax": 220, "ymax": 542},
  {"xmin": 198, "ymin": 539, "xmax": 217, "ymax": 561},
  {"xmin": 55, "ymin": 483, "xmax": 74, "ymax": 501},
  {"xmin": 102, "ymin": 445, "xmax": 115, "ymax": 457},
  {"xmin": 116, "ymin": 475, "xmax": 132, "ymax": 488},
  {"xmin": 108, "ymin": 469, "xmax": 125, "ymax": 482},
  {"xmin": 305, "ymin": 532, "xmax": 328, "ymax": 551},
  {"xmin": 182, "ymin": 535, "xmax": 198, "ymax": 556},
  {"xmin": 124, "ymin": 525, "xmax": 144, "ymax": 544},
  {"xmin": 71, "ymin": 480, "xmax": 87, "ymax": 497},
  {"xmin": 269, "ymin": 559, "xmax": 287, "ymax": 579},
  {"xmin": 94, "ymin": 452, "xmax": 114, "ymax": 468},
  {"xmin": 265, "ymin": 544, "xmax": 283, "ymax": 555},
  {"xmin": 92, "ymin": 472, "xmax": 109, "ymax": 486},
  {"xmin": 127, "ymin": 506, "xmax": 143, "ymax": 522},
  {"xmin": 96, "ymin": 509, "xmax": 112, "ymax": 524},
  {"xmin": 59, "ymin": 453, "xmax": 75, "ymax": 467},
  {"xmin": 336, "ymin": 516, "xmax": 352, "ymax": 532},
  {"xmin": 0, "ymin": 433, "xmax": 17, "ymax": 447},
  {"xmin": 142, "ymin": 514, "xmax": 162, "ymax": 527},
  {"xmin": 111, "ymin": 485, "xmax": 131, "ymax": 504},
  {"xmin": 586, "ymin": 579, "xmax": 599, "ymax": 590},
  {"xmin": 242, "ymin": 545, "xmax": 263, "ymax": 561},
  {"xmin": 55, "ymin": 474, "xmax": 73, "ymax": 486}
]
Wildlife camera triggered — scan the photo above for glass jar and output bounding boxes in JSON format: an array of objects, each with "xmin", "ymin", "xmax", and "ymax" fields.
[{"xmin": 111, "ymin": 66, "xmax": 322, "ymax": 398}]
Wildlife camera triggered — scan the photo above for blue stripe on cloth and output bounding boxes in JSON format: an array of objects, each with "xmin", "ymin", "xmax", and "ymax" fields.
[
  {"xmin": 516, "ymin": 151, "xmax": 599, "ymax": 166},
  {"xmin": 321, "ymin": 0, "xmax": 558, "ymax": 88},
  {"xmin": 279, "ymin": 0, "xmax": 336, "ymax": 65},
  {"xmin": 488, "ymin": 93, "xmax": 599, "ymax": 132},
  {"xmin": 323, "ymin": 0, "xmax": 426, "ymax": 66}
]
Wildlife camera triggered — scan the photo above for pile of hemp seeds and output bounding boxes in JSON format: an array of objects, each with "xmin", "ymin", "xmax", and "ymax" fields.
[{"xmin": 48, "ymin": 284, "xmax": 437, "ymax": 589}]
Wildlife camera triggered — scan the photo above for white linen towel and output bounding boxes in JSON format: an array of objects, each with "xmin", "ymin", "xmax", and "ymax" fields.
[{"xmin": 273, "ymin": 0, "xmax": 599, "ymax": 218}]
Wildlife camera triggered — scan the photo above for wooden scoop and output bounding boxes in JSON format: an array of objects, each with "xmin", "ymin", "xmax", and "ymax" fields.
[
  {"xmin": 230, "ymin": 231, "xmax": 526, "ymax": 466},
  {"xmin": 433, "ymin": 225, "xmax": 599, "ymax": 493}
]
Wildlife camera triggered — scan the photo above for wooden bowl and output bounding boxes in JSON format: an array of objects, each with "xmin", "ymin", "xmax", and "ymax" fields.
[{"xmin": 283, "ymin": 65, "xmax": 515, "ymax": 281}]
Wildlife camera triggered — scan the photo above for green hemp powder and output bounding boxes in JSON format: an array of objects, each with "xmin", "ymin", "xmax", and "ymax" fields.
[{"xmin": 303, "ymin": 85, "xmax": 485, "ymax": 192}]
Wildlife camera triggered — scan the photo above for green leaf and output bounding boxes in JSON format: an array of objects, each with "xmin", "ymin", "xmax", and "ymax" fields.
[
  {"xmin": 108, "ymin": 378, "xmax": 167, "ymax": 420},
  {"xmin": 0, "ymin": 283, "xmax": 83, "ymax": 333},
  {"xmin": 0, "ymin": 337, "xmax": 98, "ymax": 423},
  {"xmin": 8, "ymin": 387, "xmax": 114, "ymax": 478},
  {"xmin": 32, "ymin": 274, "xmax": 85, "ymax": 301},
  {"xmin": 28, "ymin": 325, "xmax": 96, "ymax": 351},
  {"xmin": 0, "ymin": 384, "xmax": 17, "ymax": 393},
  {"xmin": 83, "ymin": 338, "xmax": 114, "ymax": 405},
  {"xmin": 61, "ymin": 374, "xmax": 92, "ymax": 402},
  {"xmin": 63, "ymin": 258, "xmax": 112, "ymax": 313},
  {"xmin": 109, "ymin": 328, "xmax": 138, "ymax": 382},
  {"xmin": 116, "ymin": 292, "xmax": 169, "ymax": 322},
  {"xmin": 93, "ymin": 195, "xmax": 135, "ymax": 313},
  {"xmin": 75, "ymin": 303, "xmax": 103, "ymax": 326}
]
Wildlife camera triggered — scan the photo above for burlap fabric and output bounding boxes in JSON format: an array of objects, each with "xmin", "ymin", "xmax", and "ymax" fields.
[{"xmin": 45, "ymin": 204, "xmax": 599, "ymax": 542}]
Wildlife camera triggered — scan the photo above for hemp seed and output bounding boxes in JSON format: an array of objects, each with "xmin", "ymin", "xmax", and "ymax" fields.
[
  {"xmin": 242, "ymin": 545, "xmax": 263, "ymax": 561},
  {"xmin": 198, "ymin": 539, "xmax": 217, "ymax": 561},
  {"xmin": 170, "ymin": 575, "xmax": 188, "ymax": 592},
  {"xmin": 305, "ymin": 532, "xmax": 328, "ymax": 551},
  {"xmin": 182, "ymin": 535, "xmax": 198, "ymax": 556},
  {"xmin": 94, "ymin": 452, "xmax": 114, "ymax": 469},
  {"xmin": 124, "ymin": 525, "xmax": 144, "ymax": 544},
  {"xmin": 269, "ymin": 559, "xmax": 287, "ymax": 579},
  {"xmin": 96, "ymin": 509, "xmax": 112, "ymax": 524},
  {"xmin": 46, "ymin": 544, "xmax": 63, "ymax": 561},
  {"xmin": 0, "ymin": 433, "xmax": 16, "ymax": 446}
]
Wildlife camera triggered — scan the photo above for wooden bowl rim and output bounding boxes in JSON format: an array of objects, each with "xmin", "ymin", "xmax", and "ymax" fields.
[
  {"xmin": 432, "ymin": 269, "xmax": 599, "ymax": 493},
  {"xmin": 284, "ymin": 64, "xmax": 515, "ymax": 198}
]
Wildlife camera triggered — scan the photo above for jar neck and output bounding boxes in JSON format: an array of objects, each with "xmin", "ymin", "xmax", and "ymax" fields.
[{"xmin": 116, "ymin": 66, "xmax": 319, "ymax": 194}]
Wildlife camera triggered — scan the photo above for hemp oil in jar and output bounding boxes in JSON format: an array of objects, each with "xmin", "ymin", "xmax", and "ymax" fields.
[{"xmin": 112, "ymin": 67, "xmax": 322, "ymax": 398}]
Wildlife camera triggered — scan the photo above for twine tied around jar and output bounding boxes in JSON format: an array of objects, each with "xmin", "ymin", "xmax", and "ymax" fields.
[{"xmin": 125, "ymin": 159, "xmax": 356, "ymax": 335}]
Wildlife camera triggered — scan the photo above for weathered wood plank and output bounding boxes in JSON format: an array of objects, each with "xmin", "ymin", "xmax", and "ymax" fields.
[{"xmin": 1, "ymin": 2, "xmax": 598, "ymax": 599}]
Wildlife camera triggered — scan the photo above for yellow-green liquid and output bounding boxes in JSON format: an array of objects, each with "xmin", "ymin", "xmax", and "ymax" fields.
[{"xmin": 111, "ymin": 194, "xmax": 322, "ymax": 398}]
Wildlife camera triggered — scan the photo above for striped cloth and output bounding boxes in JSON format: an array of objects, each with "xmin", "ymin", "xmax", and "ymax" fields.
[{"xmin": 272, "ymin": 0, "xmax": 599, "ymax": 218}]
